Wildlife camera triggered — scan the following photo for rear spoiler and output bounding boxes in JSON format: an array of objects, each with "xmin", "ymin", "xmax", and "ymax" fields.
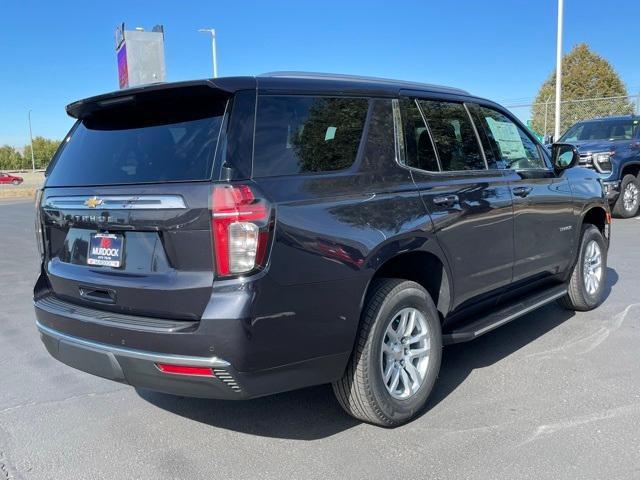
[{"xmin": 66, "ymin": 77, "xmax": 256, "ymax": 119}]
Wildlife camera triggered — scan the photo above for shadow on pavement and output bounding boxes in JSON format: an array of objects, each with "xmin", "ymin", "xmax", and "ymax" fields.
[
  {"xmin": 137, "ymin": 383, "xmax": 358, "ymax": 440},
  {"xmin": 602, "ymin": 266, "xmax": 618, "ymax": 301},
  {"xmin": 422, "ymin": 267, "xmax": 618, "ymax": 416},
  {"xmin": 139, "ymin": 269, "xmax": 618, "ymax": 439}
]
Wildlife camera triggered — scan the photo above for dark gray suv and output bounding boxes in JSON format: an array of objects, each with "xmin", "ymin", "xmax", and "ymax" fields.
[{"xmin": 35, "ymin": 73, "xmax": 610, "ymax": 426}]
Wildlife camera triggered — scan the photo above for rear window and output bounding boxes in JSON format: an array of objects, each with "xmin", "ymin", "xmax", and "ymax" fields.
[
  {"xmin": 46, "ymin": 94, "xmax": 227, "ymax": 186},
  {"xmin": 253, "ymin": 96, "xmax": 369, "ymax": 177}
]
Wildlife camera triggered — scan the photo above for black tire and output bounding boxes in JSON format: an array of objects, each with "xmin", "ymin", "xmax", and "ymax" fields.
[
  {"xmin": 612, "ymin": 174, "xmax": 640, "ymax": 218},
  {"xmin": 558, "ymin": 225, "xmax": 607, "ymax": 311},
  {"xmin": 11, "ymin": 180, "xmax": 19, "ymax": 185},
  {"xmin": 332, "ymin": 278, "xmax": 442, "ymax": 427}
]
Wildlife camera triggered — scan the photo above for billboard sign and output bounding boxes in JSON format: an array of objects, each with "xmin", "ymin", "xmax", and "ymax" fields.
[{"xmin": 115, "ymin": 23, "xmax": 165, "ymax": 90}]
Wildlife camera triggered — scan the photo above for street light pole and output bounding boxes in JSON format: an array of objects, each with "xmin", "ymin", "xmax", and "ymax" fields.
[
  {"xmin": 28, "ymin": 109, "xmax": 35, "ymax": 171},
  {"xmin": 554, "ymin": 0, "xmax": 564, "ymax": 140},
  {"xmin": 544, "ymin": 95, "xmax": 551, "ymax": 139},
  {"xmin": 198, "ymin": 28, "xmax": 218, "ymax": 78}
]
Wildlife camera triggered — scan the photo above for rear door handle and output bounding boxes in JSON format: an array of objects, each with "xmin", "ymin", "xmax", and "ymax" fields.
[
  {"xmin": 432, "ymin": 195, "xmax": 459, "ymax": 207},
  {"xmin": 512, "ymin": 186, "xmax": 533, "ymax": 198}
]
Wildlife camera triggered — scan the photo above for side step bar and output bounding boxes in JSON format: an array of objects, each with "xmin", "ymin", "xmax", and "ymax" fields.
[{"xmin": 442, "ymin": 284, "xmax": 568, "ymax": 345}]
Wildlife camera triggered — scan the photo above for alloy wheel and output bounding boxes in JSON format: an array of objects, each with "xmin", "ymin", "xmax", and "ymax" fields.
[
  {"xmin": 623, "ymin": 182, "xmax": 639, "ymax": 213},
  {"xmin": 583, "ymin": 240, "xmax": 603, "ymax": 296},
  {"xmin": 381, "ymin": 307, "xmax": 431, "ymax": 399}
]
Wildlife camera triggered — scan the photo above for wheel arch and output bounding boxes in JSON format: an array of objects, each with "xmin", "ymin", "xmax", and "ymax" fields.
[
  {"xmin": 360, "ymin": 238, "xmax": 453, "ymax": 321},
  {"xmin": 620, "ymin": 161, "xmax": 640, "ymax": 178},
  {"xmin": 581, "ymin": 205, "xmax": 608, "ymax": 236}
]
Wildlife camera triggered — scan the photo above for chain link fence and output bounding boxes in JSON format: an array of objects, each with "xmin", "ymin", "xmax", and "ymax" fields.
[{"xmin": 505, "ymin": 94, "xmax": 640, "ymax": 141}]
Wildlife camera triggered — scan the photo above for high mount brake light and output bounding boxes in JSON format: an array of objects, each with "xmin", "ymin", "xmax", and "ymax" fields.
[{"xmin": 211, "ymin": 185, "xmax": 271, "ymax": 276}]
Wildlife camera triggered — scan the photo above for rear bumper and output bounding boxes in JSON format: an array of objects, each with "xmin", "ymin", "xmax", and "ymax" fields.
[
  {"xmin": 34, "ymin": 293, "xmax": 351, "ymax": 400},
  {"xmin": 37, "ymin": 320, "xmax": 246, "ymax": 400}
]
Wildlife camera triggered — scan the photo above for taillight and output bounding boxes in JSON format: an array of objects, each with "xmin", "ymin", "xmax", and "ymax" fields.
[
  {"xmin": 34, "ymin": 189, "xmax": 44, "ymax": 259},
  {"xmin": 211, "ymin": 184, "xmax": 272, "ymax": 276}
]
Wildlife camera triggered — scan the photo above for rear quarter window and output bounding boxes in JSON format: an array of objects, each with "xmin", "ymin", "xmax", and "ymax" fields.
[{"xmin": 253, "ymin": 96, "xmax": 369, "ymax": 177}]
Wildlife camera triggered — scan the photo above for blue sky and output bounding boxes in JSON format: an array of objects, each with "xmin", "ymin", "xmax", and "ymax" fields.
[{"xmin": 1, "ymin": 0, "xmax": 639, "ymax": 147}]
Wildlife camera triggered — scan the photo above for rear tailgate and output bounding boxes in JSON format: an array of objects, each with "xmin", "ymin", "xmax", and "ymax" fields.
[
  {"xmin": 41, "ymin": 184, "xmax": 213, "ymax": 319},
  {"xmin": 39, "ymin": 82, "xmax": 235, "ymax": 320}
]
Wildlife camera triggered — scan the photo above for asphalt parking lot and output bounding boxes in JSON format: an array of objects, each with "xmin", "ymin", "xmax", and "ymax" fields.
[{"xmin": 1, "ymin": 199, "xmax": 639, "ymax": 480}]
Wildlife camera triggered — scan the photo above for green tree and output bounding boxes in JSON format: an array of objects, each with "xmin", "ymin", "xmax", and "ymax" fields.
[
  {"xmin": 22, "ymin": 136, "xmax": 61, "ymax": 169},
  {"xmin": 531, "ymin": 43, "xmax": 633, "ymax": 136},
  {"xmin": 0, "ymin": 145, "xmax": 27, "ymax": 170}
]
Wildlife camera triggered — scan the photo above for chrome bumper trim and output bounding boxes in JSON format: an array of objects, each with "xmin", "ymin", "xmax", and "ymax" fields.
[{"xmin": 36, "ymin": 320, "xmax": 230, "ymax": 368}]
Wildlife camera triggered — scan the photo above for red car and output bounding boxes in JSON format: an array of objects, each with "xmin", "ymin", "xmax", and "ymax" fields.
[{"xmin": 0, "ymin": 173, "xmax": 23, "ymax": 185}]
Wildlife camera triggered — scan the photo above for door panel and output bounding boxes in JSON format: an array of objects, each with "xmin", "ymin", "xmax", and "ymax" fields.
[
  {"xmin": 412, "ymin": 171, "xmax": 514, "ymax": 308},
  {"xmin": 504, "ymin": 169, "xmax": 575, "ymax": 283},
  {"xmin": 398, "ymin": 97, "xmax": 515, "ymax": 310},
  {"xmin": 466, "ymin": 102, "xmax": 576, "ymax": 284}
]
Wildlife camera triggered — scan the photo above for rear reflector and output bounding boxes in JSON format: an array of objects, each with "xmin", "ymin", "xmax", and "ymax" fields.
[{"xmin": 156, "ymin": 364, "xmax": 214, "ymax": 377}]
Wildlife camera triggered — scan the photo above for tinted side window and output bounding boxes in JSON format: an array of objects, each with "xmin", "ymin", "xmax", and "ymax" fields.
[
  {"xmin": 253, "ymin": 96, "xmax": 369, "ymax": 177},
  {"xmin": 472, "ymin": 105, "xmax": 545, "ymax": 170},
  {"xmin": 418, "ymin": 100, "xmax": 486, "ymax": 171},
  {"xmin": 400, "ymin": 98, "xmax": 439, "ymax": 171},
  {"xmin": 360, "ymin": 99, "xmax": 396, "ymax": 170},
  {"xmin": 220, "ymin": 90, "xmax": 256, "ymax": 180}
]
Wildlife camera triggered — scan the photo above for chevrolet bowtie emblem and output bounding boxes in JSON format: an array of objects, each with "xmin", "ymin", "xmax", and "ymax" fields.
[{"xmin": 84, "ymin": 196, "xmax": 104, "ymax": 208}]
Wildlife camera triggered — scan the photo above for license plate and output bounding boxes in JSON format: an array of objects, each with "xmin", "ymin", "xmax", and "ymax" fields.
[{"xmin": 87, "ymin": 233, "xmax": 124, "ymax": 267}]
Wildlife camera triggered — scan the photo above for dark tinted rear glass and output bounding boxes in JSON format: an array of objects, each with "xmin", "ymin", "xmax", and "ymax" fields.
[
  {"xmin": 46, "ymin": 95, "xmax": 227, "ymax": 186},
  {"xmin": 253, "ymin": 96, "xmax": 369, "ymax": 177}
]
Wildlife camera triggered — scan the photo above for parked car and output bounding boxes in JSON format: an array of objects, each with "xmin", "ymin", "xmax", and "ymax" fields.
[
  {"xmin": 34, "ymin": 73, "xmax": 610, "ymax": 426},
  {"xmin": 558, "ymin": 115, "xmax": 640, "ymax": 218},
  {"xmin": 0, "ymin": 172, "xmax": 23, "ymax": 185}
]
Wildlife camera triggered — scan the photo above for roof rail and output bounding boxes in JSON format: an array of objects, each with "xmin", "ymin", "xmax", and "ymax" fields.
[{"xmin": 259, "ymin": 71, "xmax": 470, "ymax": 95}]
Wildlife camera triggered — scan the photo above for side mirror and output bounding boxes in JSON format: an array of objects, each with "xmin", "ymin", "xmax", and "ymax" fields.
[{"xmin": 551, "ymin": 143, "xmax": 579, "ymax": 172}]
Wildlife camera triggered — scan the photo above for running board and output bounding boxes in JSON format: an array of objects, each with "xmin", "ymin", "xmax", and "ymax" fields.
[{"xmin": 442, "ymin": 284, "xmax": 568, "ymax": 345}]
